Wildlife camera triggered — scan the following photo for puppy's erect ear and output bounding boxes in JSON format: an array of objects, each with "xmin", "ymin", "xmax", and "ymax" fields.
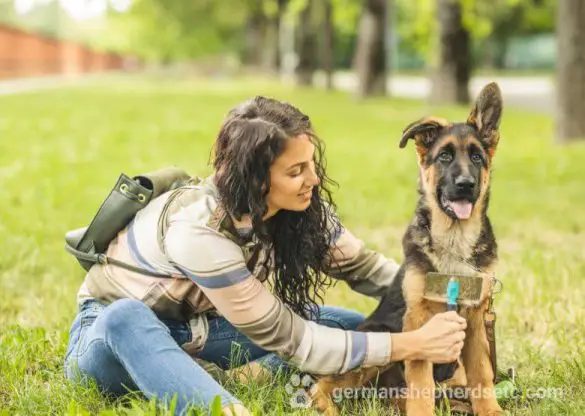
[{"xmin": 467, "ymin": 82, "xmax": 503, "ymax": 157}]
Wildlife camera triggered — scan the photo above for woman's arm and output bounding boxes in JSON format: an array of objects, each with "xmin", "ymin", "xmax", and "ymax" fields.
[
  {"xmin": 323, "ymin": 224, "xmax": 401, "ymax": 299},
  {"xmin": 164, "ymin": 223, "xmax": 392, "ymax": 376}
]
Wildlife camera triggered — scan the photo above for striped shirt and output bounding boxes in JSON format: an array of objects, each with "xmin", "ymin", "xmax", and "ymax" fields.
[{"xmin": 77, "ymin": 176, "xmax": 400, "ymax": 375}]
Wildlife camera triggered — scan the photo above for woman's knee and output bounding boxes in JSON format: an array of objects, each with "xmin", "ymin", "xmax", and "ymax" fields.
[
  {"xmin": 100, "ymin": 298, "xmax": 156, "ymax": 338},
  {"xmin": 316, "ymin": 305, "xmax": 366, "ymax": 330}
]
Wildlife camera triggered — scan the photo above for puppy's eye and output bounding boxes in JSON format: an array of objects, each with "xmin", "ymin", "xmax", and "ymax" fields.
[
  {"xmin": 438, "ymin": 151, "xmax": 452, "ymax": 163},
  {"xmin": 471, "ymin": 153, "xmax": 482, "ymax": 162}
]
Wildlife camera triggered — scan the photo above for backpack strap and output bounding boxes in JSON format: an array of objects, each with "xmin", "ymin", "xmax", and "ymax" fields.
[
  {"xmin": 64, "ymin": 242, "xmax": 171, "ymax": 278},
  {"xmin": 156, "ymin": 178, "xmax": 208, "ymax": 256},
  {"xmin": 154, "ymin": 177, "xmax": 267, "ymax": 280}
]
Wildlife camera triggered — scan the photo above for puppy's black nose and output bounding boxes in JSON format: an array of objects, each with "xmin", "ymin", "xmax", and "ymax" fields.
[{"xmin": 455, "ymin": 175, "xmax": 476, "ymax": 191}]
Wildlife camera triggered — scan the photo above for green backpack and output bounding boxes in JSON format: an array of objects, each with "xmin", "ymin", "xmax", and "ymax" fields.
[{"xmin": 64, "ymin": 166, "xmax": 199, "ymax": 277}]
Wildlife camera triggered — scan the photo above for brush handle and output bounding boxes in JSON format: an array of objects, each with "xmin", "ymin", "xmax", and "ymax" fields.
[{"xmin": 446, "ymin": 278, "xmax": 460, "ymax": 313}]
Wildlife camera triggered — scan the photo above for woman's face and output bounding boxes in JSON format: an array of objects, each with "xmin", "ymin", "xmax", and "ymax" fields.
[{"xmin": 266, "ymin": 134, "xmax": 320, "ymax": 216}]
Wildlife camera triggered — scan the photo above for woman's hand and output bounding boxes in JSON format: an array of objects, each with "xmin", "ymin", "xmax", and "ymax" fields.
[
  {"xmin": 412, "ymin": 311, "xmax": 467, "ymax": 362},
  {"xmin": 390, "ymin": 311, "xmax": 467, "ymax": 363}
]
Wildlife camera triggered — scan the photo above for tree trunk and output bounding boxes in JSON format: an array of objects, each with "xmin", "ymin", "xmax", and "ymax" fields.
[
  {"xmin": 243, "ymin": 0, "xmax": 267, "ymax": 67},
  {"xmin": 556, "ymin": 0, "xmax": 585, "ymax": 143},
  {"xmin": 262, "ymin": 17, "xmax": 280, "ymax": 72},
  {"xmin": 322, "ymin": 0, "xmax": 334, "ymax": 90},
  {"xmin": 353, "ymin": 0, "xmax": 388, "ymax": 97},
  {"xmin": 430, "ymin": 0, "xmax": 471, "ymax": 104},
  {"xmin": 295, "ymin": 2, "xmax": 317, "ymax": 86},
  {"xmin": 274, "ymin": 0, "xmax": 288, "ymax": 71},
  {"xmin": 262, "ymin": 0, "xmax": 289, "ymax": 72}
]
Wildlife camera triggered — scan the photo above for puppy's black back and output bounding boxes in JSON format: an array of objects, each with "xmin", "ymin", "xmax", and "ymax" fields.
[{"xmin": 358, "ymin": 264, "xmax": 406, "ymax": 333}]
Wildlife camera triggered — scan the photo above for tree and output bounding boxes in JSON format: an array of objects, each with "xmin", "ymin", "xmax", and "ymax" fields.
[
  {"xmin": 483, "ymin": 4, "xmax": 524, "ymax": 69},
  {"xmin": 430, "ymin": 0, "xmax": 471, "ymax": 104},
  {"xmin": 98, "ymin": 0, "xmax": 270, "ymax": 63},
  {"xmin": 0, "ymin": 0, "xmax": 70, "ymax": 38},
  {"xmin": 556, "ymin": 0, "xmax": 585, "ymax": 142},
  {"xmin": 263, "ymin": 0, "xmax": 289, "ymax": 72},
  {"xmin": 243, "ymin": 0, "xmax": 267, "ymax": 67},
  {"xmin": 392, "ymin": 0, "xmax": 557, "ymax": 73},
  {"xmin": 322, "ymin": 0, "xmax": 334, "ymax": 90},
  {"xmin": 479, "ymin": 0, "xmax": 556, "ymax": 69},
  {"xmin": 295, "ymin": 0, "xmax": 318, "ymax": 85},
  {"xmin": 353, "ymin": 0, "xmax": 389, "ymax": 97}
]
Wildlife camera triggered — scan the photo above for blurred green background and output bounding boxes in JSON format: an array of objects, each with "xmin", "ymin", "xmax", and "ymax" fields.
[{"xmin": 0, "ymin": 0, "xmax": 560, "ymax": 71}]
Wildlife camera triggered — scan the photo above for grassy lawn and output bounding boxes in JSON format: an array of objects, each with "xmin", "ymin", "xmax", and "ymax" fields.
[{"xmin": 0, "ymin": 75, "xmax": 583, "ymax": 415}]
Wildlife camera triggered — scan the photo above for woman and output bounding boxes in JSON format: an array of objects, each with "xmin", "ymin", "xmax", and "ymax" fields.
[{"xmin": 64, "ymin": 96, "xmax": 466, "ymax": 415}]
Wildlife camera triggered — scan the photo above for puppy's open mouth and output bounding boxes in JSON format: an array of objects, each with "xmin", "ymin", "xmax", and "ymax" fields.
[{"xmin": 441, "ymin": 195, "xmax": 473, "ymax": 220}]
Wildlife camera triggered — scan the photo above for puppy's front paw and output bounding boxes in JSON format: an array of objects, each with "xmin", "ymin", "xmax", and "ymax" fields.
[
  {"xmin": 311, "ymin": 378, "xmax": 340, "ymax": 416},
  {"xmin": 475, "ymin": 403, "xmax": 504, "ymax": 416}
]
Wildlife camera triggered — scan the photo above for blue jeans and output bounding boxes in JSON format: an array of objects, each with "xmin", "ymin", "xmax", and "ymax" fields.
[{"xmin": 64, "ymin": 298, "xmax": 365, "ymax": 415}]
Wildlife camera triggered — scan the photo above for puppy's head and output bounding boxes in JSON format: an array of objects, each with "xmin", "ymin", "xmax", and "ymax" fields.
[{"xmin": 399, "ymin": 82, "xmax": 503, "ymax": 221}]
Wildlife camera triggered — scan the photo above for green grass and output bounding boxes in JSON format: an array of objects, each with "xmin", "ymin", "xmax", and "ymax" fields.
[{"xmin": 0, "ymin": 75, "xmax": 584, "ymax": 415}]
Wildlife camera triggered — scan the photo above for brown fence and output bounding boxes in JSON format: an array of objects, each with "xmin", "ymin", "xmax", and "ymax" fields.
[{"xmin": 0, "ymin": 24, "xmax": 131, "ymax": 80}]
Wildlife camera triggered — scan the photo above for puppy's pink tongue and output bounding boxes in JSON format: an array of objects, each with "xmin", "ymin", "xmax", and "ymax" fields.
[{"xmin": 447, "ymin": 201, "xmax": 473, "ymax": 219}]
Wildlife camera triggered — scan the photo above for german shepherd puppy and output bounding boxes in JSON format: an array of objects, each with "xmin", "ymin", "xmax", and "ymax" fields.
[{"xmin": 312, "ymin": 82, "xmax": 504, "ymax": 416}]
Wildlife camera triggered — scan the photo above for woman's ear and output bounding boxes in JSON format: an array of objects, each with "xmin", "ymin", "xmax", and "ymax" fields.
[{"xmin": 467, "ymin": 82, "xmax": 503, "ymax": 158}]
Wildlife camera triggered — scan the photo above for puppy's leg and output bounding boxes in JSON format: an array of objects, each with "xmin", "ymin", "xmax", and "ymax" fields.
[
  {"xmin": 312, "ymin": 366, "xmax": 387, "ymax": 416},
  {"xmin": 437, "ymin": 360, "xmax": 472, "ymax": 415},
  {"xmin": 445, "ymin": 358, "xmax": 467, "ymax": 387},
  {"xmin": 403, "ymin": 304, "xmax": 435, "ymax": 416},
  {"xmin": 462, "ymin": 306, "xmax": 503, "ymax": 416}
]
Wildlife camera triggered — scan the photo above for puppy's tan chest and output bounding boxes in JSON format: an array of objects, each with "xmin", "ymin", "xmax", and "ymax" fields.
[
  {"xmin": 428, "ymin": 241, "xmax": 477, "ymax": 276},
  {"xmin": 406, "ymin": 233, "xmax": 492, "ymax": 306}
]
